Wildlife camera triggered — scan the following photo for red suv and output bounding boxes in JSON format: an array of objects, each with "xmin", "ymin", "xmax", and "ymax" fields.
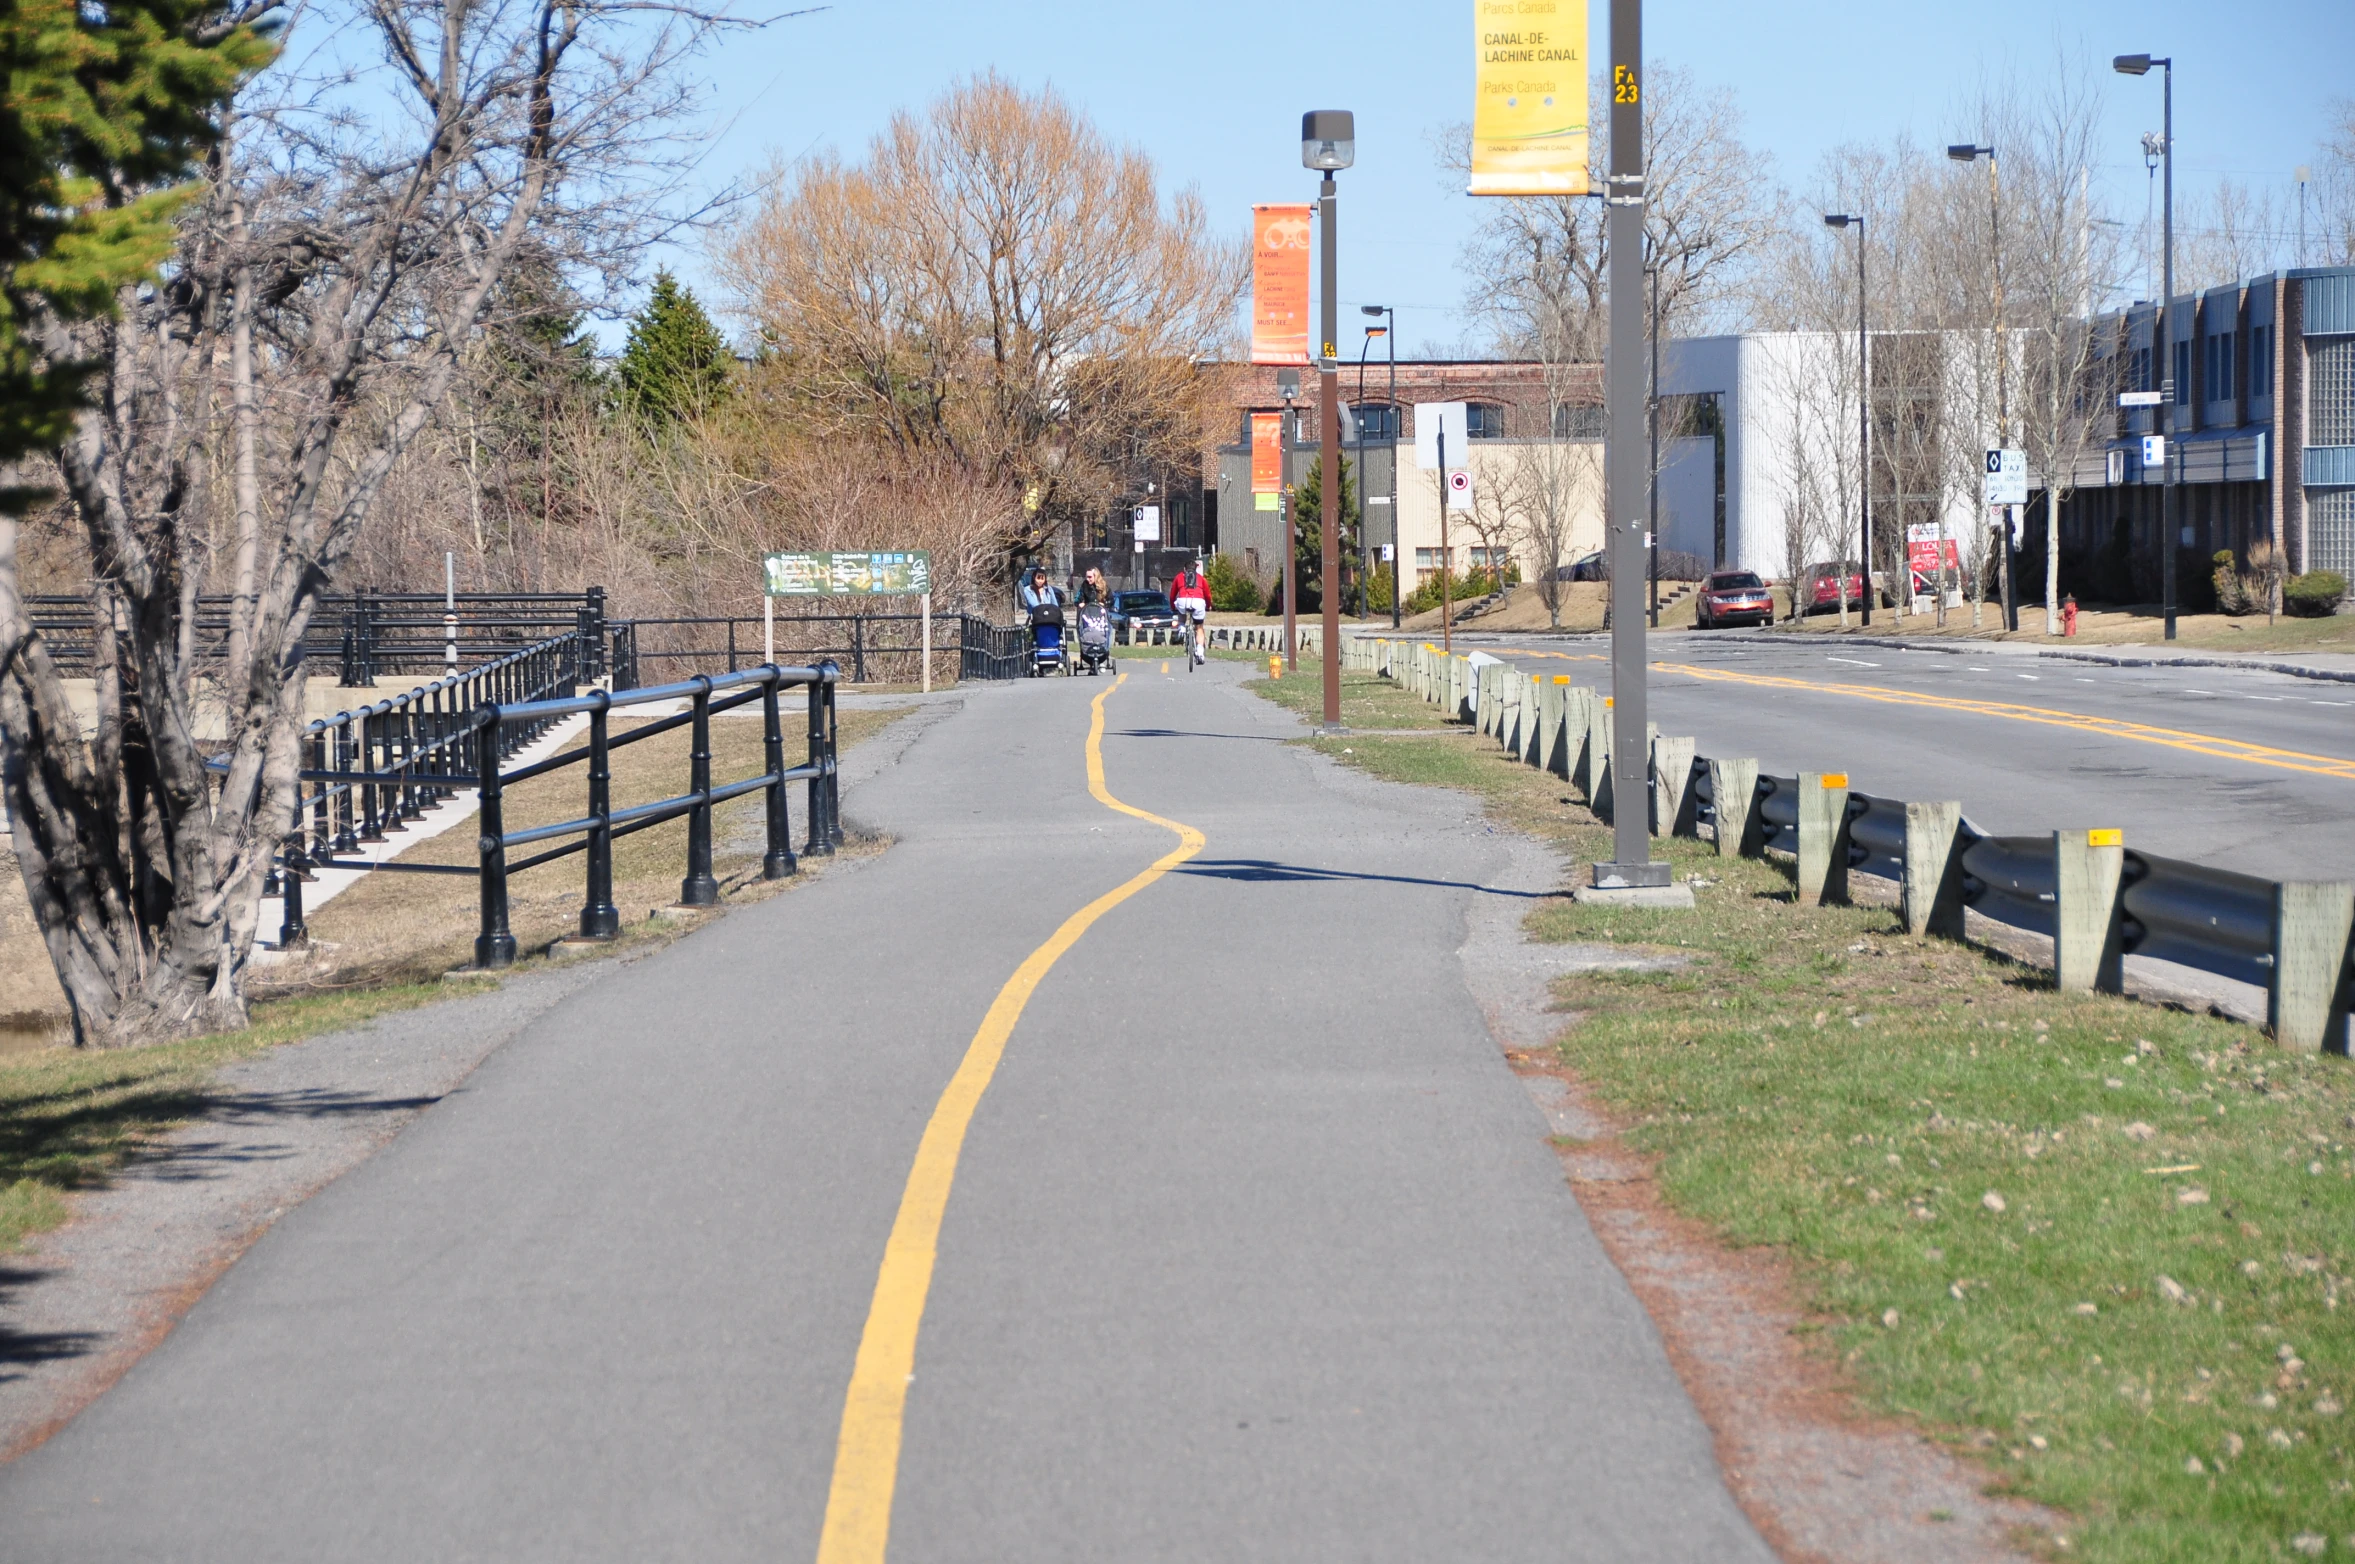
[
  {"xmin": 1695, "ymin": 570, "xmax": 1774, "ymax": 628},
  {"xmin": 1800, "ymin": 561, "xmax": 1869, "ymax": 615}
]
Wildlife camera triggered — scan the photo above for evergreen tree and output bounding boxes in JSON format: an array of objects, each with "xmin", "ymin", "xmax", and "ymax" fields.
[
  {"xmin": 0, "ymin": 0, "xmax": 273, "ymax": 476},
  {"xmin": 617, "ymin": 269, "xmax": 731, "ymax": 426},
  {"xmin": 1271, "ymin": 455, "xmax": 1359, "ymax": 615}
]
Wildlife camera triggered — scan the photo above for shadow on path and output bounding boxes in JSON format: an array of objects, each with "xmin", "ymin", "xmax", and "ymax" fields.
[{"xmin": 1176, "ymin": 858, "xmax": 1563, "ymax": 900}]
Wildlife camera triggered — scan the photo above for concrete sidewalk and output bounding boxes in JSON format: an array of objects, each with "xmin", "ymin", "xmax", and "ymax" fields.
[{"xmin": 0, "ymin": 664, "xmax": 1768, "ymax": 1562}]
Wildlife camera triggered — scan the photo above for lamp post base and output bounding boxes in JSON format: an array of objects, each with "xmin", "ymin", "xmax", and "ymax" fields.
[{"xmin": 1589, "ymin": 860, "xmax": 1673, "ymax": 890}]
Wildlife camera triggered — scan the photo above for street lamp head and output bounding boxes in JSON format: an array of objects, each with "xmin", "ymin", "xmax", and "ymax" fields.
[
  {"xmin": 1363, "ymin": 325, "xmax": 1388, "ymax": 338},
  {"xmin": 1301, "ymin": 111, "xmax": 1356, "ymax": 171},
  {"xmin": 1948, "ymin": 143, "xmax": 1992, "ymax": 162},
  {"xmin": 1823, "ymin": 213, "xmax": 1854, "ymax": 229},
  {"xmin": 1360, "ymin": 303, "xmax": 1386, "ymax": 317},
  {"xmin": 2113, "ymin": 54, "xmax": 2152, "ymax": 76},
  {"xmin": 1275, "ymin": 368, "xmax": 1300, "ymax": 401}
]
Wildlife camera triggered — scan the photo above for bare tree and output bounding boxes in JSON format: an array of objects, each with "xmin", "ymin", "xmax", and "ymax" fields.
[
  {"xmin": 721, "ymin": 74, "xmax": 1245, "ymax": 562},
  {"xmin": 0, "ymin": 0, "xmax": 742, "ymax": 1045},
  {"xmin": 2321, "ymin": 100, "xmax": 2355, "ymax": 266},
  {"xmin": 1510, "ymin": 434, "xmax": 1600, "ymax": 628},
  {"xmin": 1448, "ymin": 64, "xmax": 1776, "ymax": 362}
]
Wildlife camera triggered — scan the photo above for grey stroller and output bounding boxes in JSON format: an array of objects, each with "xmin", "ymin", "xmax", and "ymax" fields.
[{"xmin": 1075, "ymin": 600, "xmax": 1113, "ymax": 675}]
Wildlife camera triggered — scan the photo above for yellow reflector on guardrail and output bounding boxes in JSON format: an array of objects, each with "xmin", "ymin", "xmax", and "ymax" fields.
[
  {"xmin": 2089, "ymin": 828, "xmax": 2122, "ymax": 847},
  {"xmin": 1821, "ymin": 773, "xmax": 1849, "ymax": 788}
]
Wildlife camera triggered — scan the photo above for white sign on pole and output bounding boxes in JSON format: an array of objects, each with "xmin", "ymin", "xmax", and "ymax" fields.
[
  {"xmin": 1413, "ymin": 402, "xmax": 1468, "ymax": 470},
  {"xmin": 2118, "ymin": 389, "xmax": 2164, "ymax": 407},
  {"xmin": 1132, "ymin": 504, "xmax": 1161, "ymax": 542},
  {"xmin": 1379, "ymin": 543, "xmax": 1395, "ymax": 561},
  {"xmin": 1446, "ymin": 467, "xmax": 1475, "ymax": 512},
  {"xmin": 2141, "ymin": 435, "xmax": 2167, "ymax": 469},
  {"xmin": 1984, "ymin": 447, "xmax": 2028, "ymax": 506}
]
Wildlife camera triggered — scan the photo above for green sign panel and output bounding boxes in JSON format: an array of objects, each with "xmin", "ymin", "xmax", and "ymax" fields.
[{"xmin": 764, "ymin": 550, "xmax": 931, "ymax": 597}]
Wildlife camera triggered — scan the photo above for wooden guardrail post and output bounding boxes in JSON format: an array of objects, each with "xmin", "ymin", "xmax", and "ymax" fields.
[
  {"xmin": 1707, "ymin": 758, "xmax": 1759, "ymax": 858},
  {"xmin": 2053, "ymin": 828, "xmax": 2125, "ymax": 992},
  {"xmin": 1651, "ymin": 734, "xmax": 1697, "ymax": 837},
  {"xmin": 1901, "ymin": 801, "xmax": 1966, "ymax": 938},
  {"xmin": 2270, "ymin": 882, "xmax": 2354, "ymax": 1054},
  {"xmin": 1580, "ymin": 692, "xmax": 1610, "ymax": 801},
  {"xmin": 1544, "ymin": 676, "xmax": 1573, "ymax": 777},
  {"xmin": 1795, "ymin": 771, "xmax": 1851, "ymax": 907}
]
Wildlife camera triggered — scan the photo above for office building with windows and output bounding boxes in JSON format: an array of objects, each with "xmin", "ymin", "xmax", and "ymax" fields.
[{"xmin": 2059, "ymin": 266, "xmax": 2355, "ymax": 591}]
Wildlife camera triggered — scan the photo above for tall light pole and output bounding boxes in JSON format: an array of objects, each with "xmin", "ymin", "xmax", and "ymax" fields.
[
  {"xmin": 1303, "ymin": 111, "xmax": 1354, "ymax": 732},
  {"xmin": 1646, "ymin": 261, "xmax": 1660, "ymax": 628},
  {"xmin": 1277, "ymin": 369, "xmax": 1299, "ymax": 665},
  {"xmin": 1356, "ymin": 318, "xmax": 1388, "ymax": 620},
  {"xmin": 2115, "ymin": 54, "xmax": 2176, "ymax": 639},
  {"xmin": 1599, "ymin": 0, "xmax": 1661, "ymax": 888},
  {"xmin": 1949, "ymin": 142, "xmax": 2014, "ymax": 631},
  {"xmin": 1823, "ymin": 213, "xmax": 1870, "ymax": 625}
]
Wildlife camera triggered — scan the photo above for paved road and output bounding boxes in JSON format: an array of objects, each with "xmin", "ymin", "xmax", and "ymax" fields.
[
  {"xmin": 0, "ymin": 665, "xmax": 1770, "ymax": 1562},
  {"xmin": 1464, "ymin": 631, "xmax": 2355, "ymax": 881}
]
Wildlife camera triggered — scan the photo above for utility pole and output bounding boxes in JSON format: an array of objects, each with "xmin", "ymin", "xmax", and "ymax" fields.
[
  {"xmin": 1599, "ymin": 0, "xmax": 1663, "ymax": 888},
  {"xmin": 1647, "ymin": 262, "xmax": 1660, "ymax": 628},
  {"xmin": 2115, "ymin": 54, "xmax": 2177, "ymax": 639},
  {"xmin": 1303, "ymin": 111, "xmax": 1353, "ymax": 730}
]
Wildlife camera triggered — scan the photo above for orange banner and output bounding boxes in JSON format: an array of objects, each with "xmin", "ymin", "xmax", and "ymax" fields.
[
  {"xmin": 1250, "ymin": 204, "xmax": 1313, "ymax": 365},
  {"xmin": 1250, "ymin": 413, "xmax": 1284, "ymax": 496}
]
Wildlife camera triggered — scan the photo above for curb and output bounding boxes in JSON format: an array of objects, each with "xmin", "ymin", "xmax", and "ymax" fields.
[{"xmin": 1706, "ymin": 631, "xmax": 2355, "ymax": 687}]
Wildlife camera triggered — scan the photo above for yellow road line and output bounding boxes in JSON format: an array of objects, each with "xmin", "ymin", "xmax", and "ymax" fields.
[
  {"xmin": 814, "ymin": 671, "xmax": 1204, "ymax": 1564},
  {"xmin": 1653, "ymin": 661, "xmax": 2355, "ymax": 780}
]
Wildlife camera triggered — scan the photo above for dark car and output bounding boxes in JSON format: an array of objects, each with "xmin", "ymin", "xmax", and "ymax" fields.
[
  {"xmin": 1695, "ymin": 570, "xmax": 1774, "ymax": 629},
  {"xmin": 1110, "ymin": 590, "xmax": 1178, "ymax": 643},
  {"xmin": 1562, "ymin": 550, "xmax": 1609, "ymax": 582}
]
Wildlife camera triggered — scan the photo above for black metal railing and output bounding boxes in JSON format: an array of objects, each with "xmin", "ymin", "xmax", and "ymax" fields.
[
  {"xmin": 265, "ymin": 634, "xmax": 589, "ymax": 946},
  {"xmin": 29, "ymin": 587, "xmax": 608, "ymax": 685},
  {"xmin": 467, "ymin": 663, "xmax": 841, "ymax": 968},
  {"xmin": 609, "ymin": 613, "xmax": 953, "ymax": 689},
  {"xmin": 959, "ymin": 616, "xmax": 1027, "ymax": 681}
]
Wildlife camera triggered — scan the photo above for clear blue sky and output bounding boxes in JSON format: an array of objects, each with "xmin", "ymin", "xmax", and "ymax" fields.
[{"xmin": 644, "ymin": 0, "xmax": 2355, "ymax": 353}]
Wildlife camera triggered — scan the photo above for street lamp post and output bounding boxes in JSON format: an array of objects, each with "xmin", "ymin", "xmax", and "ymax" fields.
[
  {"xmin": 1949, "ymin": 142, "xmax": 2014, "ymax": 632},
  {"xmin": 2115, "ymin": 54, "xmax": 2177, "ymax": 640},
  {"xmin": 1304, "ymin": 110, "xmax": 1353, "ymax": 734},
  {"xmin": 1364, "ymin": 305, "xmax": 1398, "ymax": 627},
  {"xmin": 1823, "ymin": 213, "xmax": 1870, "ymax": 626},
  {"xmin": 1647, "ymin": 261, "xmax": 1660, "ymax": 628},
  {"xmin": 1277, "ymin": 369, "xmax": 1299, "ymax": 665}
]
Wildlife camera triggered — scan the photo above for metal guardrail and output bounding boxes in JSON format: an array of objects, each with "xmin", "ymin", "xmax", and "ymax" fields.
[
  {"xmin": 611, "ymin": 613, "xmax": 955, "ymax": 689},
  {"xmin": 959, "ymin": 618, "xmax": 1028, "ymax": 681},
  {"xmin": 30, "ymin": 588, "xmax": 608, "ymax": 685},
  {"xmin": 266, "ymin": 634, "xmax": 589, "ymax": 945},
  {"xmin": 1358, "ymin": 633, "xmax": 2351, "ymax": 1052},
  {"xmin": 467, "ymin": 662, "xmax": 840, "ymax": 969}
]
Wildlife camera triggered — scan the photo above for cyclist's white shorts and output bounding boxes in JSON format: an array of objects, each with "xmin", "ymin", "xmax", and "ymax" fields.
[{"xmin": 1173, "ymin": 597, "xmax": 1208, "ymax": 622}]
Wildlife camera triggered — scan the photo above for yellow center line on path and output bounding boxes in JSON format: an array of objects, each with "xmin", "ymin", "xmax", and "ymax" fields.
[
  {"xmin": 1649, "ymin": 660, "xmax": 2355, "ymax": 781},
  {"xmin": 814, "ymin": 671, "xmax": 1205, "ymax": 1564}
]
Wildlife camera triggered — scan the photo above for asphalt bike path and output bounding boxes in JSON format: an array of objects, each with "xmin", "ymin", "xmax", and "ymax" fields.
[
  {"xmin": 0, "ymin": 663, "xmax": 1769, "ymax": 1563},
  {"xmin": 1469, "ymin": 633, "xmax": 2355, "ymax": 880}
]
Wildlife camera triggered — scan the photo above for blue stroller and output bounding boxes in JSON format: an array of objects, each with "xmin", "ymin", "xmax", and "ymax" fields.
[{"xmin": 1029, "ymin": 601, "xmax": 1068, "ymax": 676}]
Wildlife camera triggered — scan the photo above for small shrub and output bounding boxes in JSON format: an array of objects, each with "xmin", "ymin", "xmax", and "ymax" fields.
[
  {"xmin": 2212, "ymin": 550, "xmax": 2254, "ymax": 616},
  {"xmin": 2285, "ymin": 570, "xmax": 2347, "ymax": 617},
  {"xmin": 1204, "ymin": 551, "xmax": 1265, "ymax": 613}
]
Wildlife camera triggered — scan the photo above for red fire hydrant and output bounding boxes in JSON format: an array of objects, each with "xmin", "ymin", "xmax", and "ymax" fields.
[{"xmin": 2062, "ymin": 596, "xmax": 2079, "ymax": 638}]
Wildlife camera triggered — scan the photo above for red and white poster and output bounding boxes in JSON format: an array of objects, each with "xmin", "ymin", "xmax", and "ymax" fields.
[
  {"xmin": 1250, "ymin": 204, "xmax": 1313, "ymax": 365},
  {"xmin": 1906, "ymin": 523, "xmax": 1961, "ymax": 586}
]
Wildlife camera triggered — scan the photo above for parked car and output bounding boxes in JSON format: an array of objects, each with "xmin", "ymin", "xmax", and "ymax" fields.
[
  {"xmin": 1110, "ymin": 590, "xmax": 1178, "ymax": 642},
  {"xmin": 1799, "ymin": 561, "xmax": 1869, "ymax": 615},
  {"xmin": 1561, "ymin": 551, "xmax": 1608, "ymax": 582},
  {"xmin": 1694, "ymin": 570, "xmax": 1775, "ymax": 628}
]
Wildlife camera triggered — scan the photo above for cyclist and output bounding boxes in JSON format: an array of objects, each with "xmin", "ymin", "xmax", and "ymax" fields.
[{"xmin": 1170, "ymin": 560, "xmax": 1211, "ymax": 668}]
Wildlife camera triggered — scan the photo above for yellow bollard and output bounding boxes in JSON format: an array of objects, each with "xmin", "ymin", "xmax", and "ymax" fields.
[{"xmin": 1269, "ymin": 655, "xmax": 1283, "ymax": 678}]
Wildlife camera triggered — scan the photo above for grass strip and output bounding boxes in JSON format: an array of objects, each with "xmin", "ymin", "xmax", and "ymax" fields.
[{"xmin": 1254, "ymin": 665, "xmax": 2355, "ymax": 1564}]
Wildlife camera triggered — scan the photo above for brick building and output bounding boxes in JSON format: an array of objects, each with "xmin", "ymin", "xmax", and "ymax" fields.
[{"xmin": 2059, "ymin": 266, "xmax": 2355, "ymax": 593}]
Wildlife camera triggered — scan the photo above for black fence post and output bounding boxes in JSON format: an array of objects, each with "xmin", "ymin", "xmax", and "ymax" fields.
[
  {"xmin": 680, "ymin": 675, "xmax": 720, "ymax": 905},
  {"xmin": 761, "ymin": 667, "xmax": 797, "ymax": 880},
  {"xmin": 804, "ymin": 669, "xmax": 835, "ymax": 858},
  {"xmin": 308, "ymin": 728, "xmax": 331, "ymax": 854},
  {"xmin": 581, "ymin": 692, "xmax": 620, "ymax": 938},
  {"xmin": 279, "ymin": 821, "xmax": 308, "ymax": 950},
  {"xmin": 358, "ymin": 708, "xmax": 385, "ymax": 842},
  {"xmin": 726, "ymin": 618, "xmax": 738, "ymax": 674},
  {"xmin": 852, "ymin": 616, "xmax": 866, "ymax": 685},
  {"xmin": 822, "ymin": 660, "xmax": 843, "ymax": 847},
  {"xmin": 474, "ymin": 712, "xmax": 516, "ymax": 968},
  {"xmin": 332, "ymin": 718, "xmax": 359, "ymax": 851}
]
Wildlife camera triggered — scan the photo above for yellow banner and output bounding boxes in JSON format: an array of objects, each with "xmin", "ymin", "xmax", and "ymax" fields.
[{"xmin": 1470, "ymin": 0, "xmax": 1589, "ymax": 196}]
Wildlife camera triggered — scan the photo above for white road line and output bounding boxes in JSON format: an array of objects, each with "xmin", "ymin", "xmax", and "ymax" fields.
[
  {"xmin": 1968, "ymin": 666, "xmax": 1991, "ymax": 672},
  {"xmin": 2077, "ymin": 677, "xmax": 2099, "ymax": 683},
  {"xmin": 2249, "ymin": 695, "xmax": 2285, "ymax": 702},
  {"xmin": 2312, "ymin": 700, "xmax": 2351, "ymax": 707},
  {"xmin": 2182, "ymin": 689, "xmax": 2213, "ymax": 696},
  {"xmin": 1828, "ymin": 657, "xmax": 1881, "ymax": 667},
  {"xmin": 2017, "ymin": 673, "xmax": 2040, "ymax": 681}
]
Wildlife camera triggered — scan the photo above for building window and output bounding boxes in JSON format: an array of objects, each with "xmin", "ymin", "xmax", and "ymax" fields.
[
  {"xmin": 1414, "ymin": 547, "xmax": 1450, "ymax": 577},
  {"xmin": 1465, "ymin": 402, "xmax": 1507, "ymax": 439},
  {"xmin": 2312, "ymin": 489, "xmax": 2355, "ymax": 578},
  {"xmin": 2205, "ymin": 331, "xmax": 2234, "ymax": 402},
  {"xmin": 2174, "ymin": 340, "xmax": 2191, "ymax": 404},
  {"xmin": 2130, "ymin": 346, "xmax": 2152, "ymax": 394},
  {"xmin": 1349, "ymin": 403, "xmax": 1399, "ymax": 441},
  {"xmin": 1552, "ymin": 403, "xmax": 1605, "ymax": 439},
  {"xmin": 2314, "ymin": 338, "xmax": 2355, "ymax": 446},
  {"xmin": 1469, "ymin": 546, "xmax": 1513, "ymax": 569},
  {"xmin": 2250, "ymin": 325, "xmax": 2273, "ymax": 397}
]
